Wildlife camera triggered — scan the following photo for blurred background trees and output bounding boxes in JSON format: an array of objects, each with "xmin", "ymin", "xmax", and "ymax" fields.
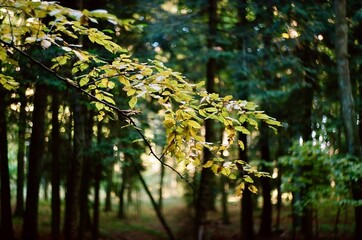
[{"xmin": 1, "ymin": 0, "xmax": 362, "ymax": 239}]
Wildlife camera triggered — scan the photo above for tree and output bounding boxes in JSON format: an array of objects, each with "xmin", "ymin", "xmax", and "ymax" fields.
[
  {"xmin": 22, "ymin": 83, "xmax": 47, "ymax": 240},
  {"xmin": 0, "ymin": 2, "xmax": 280, "ymax": 238},
  {"xmin": 64, "ymin": 91, "xmax": 86, "ymax": 240},
  {"xmin": 335, "ymin": 0, "xmax": 362, "ymax": 239},
  {"xmin": 0, "ymin": 88, "xmax": 15, "ymax": 240},
  {"xmin": 194, "ymin": 0, "xmax": 219, "ymax": 238},
  {"xmin": 51, "ymin": 91, "xmax": 61, "ymax": 240},
  {"xmin": 14, "ymin": 84, "xmax": 27, "ymax": 218}
]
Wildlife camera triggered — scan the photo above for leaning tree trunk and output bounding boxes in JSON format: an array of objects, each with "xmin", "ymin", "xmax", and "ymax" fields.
[
  {"xmin": 194, "ymin": 0, "xmax": 218, "ymax": 238},
  {"xmin": 0, "ymin": 88, "xmax": 15, "ymax": 240},
  {"xmin": 335, "ymin": 1, "xmax": 362, "ymax": 239},
  {"xmin": 22, "ymin": 84, "xmax": 47, "ymax": 240}
]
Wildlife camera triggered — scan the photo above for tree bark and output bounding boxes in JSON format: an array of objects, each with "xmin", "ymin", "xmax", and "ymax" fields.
[
  {"xmin": 14, "ymin": 86, "xmax": 27, "ymax": 218},
  {"xmin": 22, "ymin": 84, "xmax": 47, "ymax": 240},
  {"xmin": 104, "ymin": 165, "xmax": 113, "ymax": 212},
  {"xmin": 158, "ymin": 159, "xmax": 165, "ymax": 212},
  {"xmin": 0, "ymin": 88, "xmax": 15, "ymax": 240},
  {"xmin": 64, "ymin": 92, "xmax": 85, "ymax": 240},
  {"xmin": 259, "ymin": 123, "xmax": 272, "ymax": 237},
  {"xmin": 93, "ymin": 120, "xmax": 102, "ymax": 240},
  {"xmin": 335, "ymin": 1, "xmax": 362, "ymax": 239},
  {"xmin": 239, "ymin": 133, "xmax": 255, "ymax": 240},
  {"xmin": 195, "ymin": 0, "xmax": 218, "ymax": 238},
  {"xmin": 51, "ymin": 91, "xmax": 61, "ymax": 240},
  {"xmin": 79, "ymin": 108, "xmax": 93, "ymax": 239}
]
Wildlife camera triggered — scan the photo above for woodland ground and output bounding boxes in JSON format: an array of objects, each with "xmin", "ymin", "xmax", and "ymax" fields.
[{"xmin": 13, "ymin": 197, "xmax": 355, "ymax": 240}]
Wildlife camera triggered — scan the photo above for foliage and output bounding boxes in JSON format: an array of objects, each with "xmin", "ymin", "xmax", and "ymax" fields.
[
  {"xmin": 280, "ymin": 141, "xmax": 331, "ymax": 212},
  {"xmin": 0, "ymin": 0, "xmax": 280, "ymax": 193},
  {"xmin": 280, "ymin": 140, "xmax": 362, "ymax": 213}
]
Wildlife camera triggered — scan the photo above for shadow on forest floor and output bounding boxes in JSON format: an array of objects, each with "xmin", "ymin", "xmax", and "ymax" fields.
[{"xmin": 13, "ymin": 198, "xmax": 354, "ymax": 240}]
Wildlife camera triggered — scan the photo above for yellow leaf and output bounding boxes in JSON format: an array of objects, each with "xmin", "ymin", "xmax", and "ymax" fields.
[
  {"xmin": 238, "ymin": 140, "xmax": 245, "ymax": 151},
  {"xmin": 187, "ymin": 120, "xmax": 201, "ymax": 129},
  {"xmin": 235, "ymin": 182, "xmax": 245, "ymax": 197},
  {"xmin": 203, "ymin": 160, "xmax": 213, "ymax": 168},
  {"xmin": 248, "ymin": 185, "xmax": 258, "ymax": 194},
  {"xmin": 244, "ymin": 175, "xmax": 254, "ymax": 183},
  {"xmin": 235, "ymin": 126, "xmax": 250, "ymax": 135},
  {"xmin": 126, "ymin": 88, "xmax": 136, "ymax": 96},
  {"xmin": 95, "ymin": 102, "xmax": 104, "ymax": 110},
  {"xmin": 129, "ymin": 97, "xmax": 137, "ymax": 108}
]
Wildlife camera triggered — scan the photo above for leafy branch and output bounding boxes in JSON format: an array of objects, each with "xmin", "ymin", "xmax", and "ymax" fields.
[{"xmin": 0, "ymin": 1, "xmax": 282, "ymax": 194}]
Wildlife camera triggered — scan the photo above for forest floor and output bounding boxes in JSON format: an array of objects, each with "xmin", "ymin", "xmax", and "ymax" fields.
[{"xmin": 13, "ymin": 197, "xmax": 355, "ymax": 240}]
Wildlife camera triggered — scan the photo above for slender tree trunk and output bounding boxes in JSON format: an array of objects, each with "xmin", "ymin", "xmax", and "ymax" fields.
[
  {"xmin": 64, "ymin": 92, "xmax": 85, "ymax": 240},
  {"xmin": 158, "ymin": 160, "xmax": 165, "ymax": 212},
  {"xmin": 0, "ymin": 88, "xmax": 15, "ymax": 240},
  {"xmin": 259, "ymin": 123, "xmax": 272, "ymax": 237},
  {"xmin": 104, "ymin": 165, "xmax": 113, "ymax": 212},
  {"xmin": 220, "ymin": 175, "xmax": 230, "ymax": 225},
  {"xmin": 79, "ymin": 109, "xmax": 93, "ymax": 239},
  {"xmin": 236, "ymin": 1, "xmax": 255, "ymax": 239},
  {"xmin": 335, "ymin": 1, "xmax": 362, "ymax": 239},
  {"xmin": 14, "ymin": 86, "xmax": 27, "ymax": 218},
  {"xmin": 195, "ymin": 0, "xmax": 218, "ymax": 238},
  {"xmin": 118, "ymin": 155, "xmax": 129, "ymax": 219},
  {"xmin": 51, "ymin": 91, "xmax": 61, "ymax": 240},
  {"xmin": 239, "ymin": 133, "xmax": 255, "ymax": 240},
  {"xmin": 22, "ymin": 84, "xmax": 47, "ymax": 240},
  {"xmin": 93, "ymin": 121, "xmax": 102, "ymax": 240}
]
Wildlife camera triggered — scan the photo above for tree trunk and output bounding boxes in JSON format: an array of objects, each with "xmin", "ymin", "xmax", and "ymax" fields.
[
  {"xmin": 195, "ymin": 0, "xmax": 218, "ymax": 238},
  {"xmin": 259, "ymin": 123, "xmax": 272, "ymax": 237},
  {"xmin": 22, "ymin": 84, "xmax": 47, "ymax": 240},
  {"xmin": 239, "ymin": 133, "xmax": 255, "ymax": 240},
  {"xmin": 335, "ymin": 1, "xmax": 362, "ymax": 239},
  {"xmin": 104, "ymin": 165, "xmax": 113, "ymax": 212},
  {"xmin": 14, "ymin": 86, "xmax": 27, "ymax": 218},
  {"xmin": 0, "ymin": 88, "xmax": 15, "ymax": 240},
  {"xmin": 79, "ymin": 109, "xmax": 93, "ymax": 239},
  {"xmin": 158, "ymin": 159, "xmax": 165, "ymax": 212},
  {"xmin": 51, "ymin": 91, "xmax": 61, "ymax": 240},
  {"xmin": 220, "ymin": 175, "xmax": 230, "ymax": 225},
  {"xmin": 93, "ymin": 121, "xmax": 102, "ymax": 240},
  {"xmin": 236, "ymin": 1, "xmax": 255, "ymax": 239},
  {"xmin": 118, "ymin": 154, "xmax": 129, "ymax": 219},
  {"xmin": 64, "ymin": 92, "xmax": 85, "ymax": 240}
]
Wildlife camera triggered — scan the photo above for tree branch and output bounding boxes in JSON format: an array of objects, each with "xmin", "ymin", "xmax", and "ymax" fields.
[{"xmin": 0, "ymin": 39, "xmax": 195, "ymax": 190}]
